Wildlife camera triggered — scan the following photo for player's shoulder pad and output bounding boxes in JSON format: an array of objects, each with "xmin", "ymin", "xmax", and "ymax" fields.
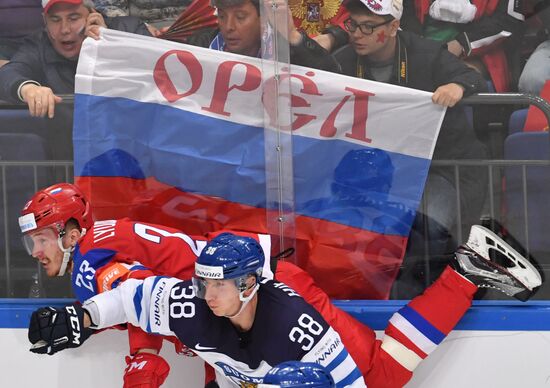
[
  {"xmin": 259, "ymin": 280, "xmax": 334, "ymax": 360},
  {"xmin": 260, "ymin": 278, "xmax": 303, "ymax": 299},
  {"xmin": 72, "ymin": 245, "xmax": 119, "ymax": 301},
  {"xmin": 79, "ymin": 219, "xmax": 119, "ymax": 250},
  {"xmin": 260, "ymin": 279, "xmax": 328, "ymax": 327}
]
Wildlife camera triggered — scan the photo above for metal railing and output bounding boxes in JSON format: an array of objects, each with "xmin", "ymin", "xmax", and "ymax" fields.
[
  {"xmin": 2, "ymin": 92, "xmax": 550, "ymax": 119},
  {"xmin": 462, "ymin": 93, "xmax": 550, "ymax": 124},
  {"xmin": 429, "ymin": 159, "xmax": 550, "ymax": 248},
  {"xmin": 0, "ymin": 94, "xmax": 75, "ymax": 109},
  {"xmin": 459, "ymin": 92, "xmax": 550, "ymax": 252}
]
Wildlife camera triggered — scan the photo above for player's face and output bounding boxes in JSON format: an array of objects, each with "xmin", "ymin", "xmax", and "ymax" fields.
[
  {"xmin": 44, "ymin": 3, "xmax": 90, "ymax": 60},
  {"xmin": 26, "ymin": 228, "xmax": 64, "ymax": 277},
  {"xmin": 217, "ymin": 0, "xmax": 262, "ymax": 57},
  {"xmin": 202, "ymin": 278, "xmax": 242, "ymax": 316},
  {"xmin": 346, "ymin": 12, "xmax": 399, "ymax": 59}
]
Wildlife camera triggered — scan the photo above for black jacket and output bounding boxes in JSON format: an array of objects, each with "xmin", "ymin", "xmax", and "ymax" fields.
[
  {"xmin": 333, "ymin": 30, "xmax": 487, "ymax": 161},
  {"xmin": 0, "ymin": 16, "xmax": 151, "ymax": 103},
  {"xmin": 185, "ymin": 27, "xmax": 340, "ymax": 73}
]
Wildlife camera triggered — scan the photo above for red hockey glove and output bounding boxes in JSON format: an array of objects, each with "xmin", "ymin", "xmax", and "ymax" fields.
[{"xmin": 123, "ymin": 353, "xmax": 170, "ymax": 388}]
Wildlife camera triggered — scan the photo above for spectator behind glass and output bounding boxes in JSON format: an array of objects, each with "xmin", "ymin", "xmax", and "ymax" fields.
[
  {"xmin": 333, "ymin": 0, "xmax": 489, "ymax": 297},
  {"xmin": 0, "ymin": 0, "xmax": 151, "ymax": 118},
  {"xmin": 401, "ymin": 0, "xmax": 525, "ymax": 92},
  {"xmin": 518, "ymin": 0, "xmax": 550, "ymax": 95},
  {"xmin": 182, "ymin": 0, "xmax": 339, "ymax": 71},
  {"xmin": 303, "ymin": 149, "xmax": 416, "ymax": 239},
  {"xmin": 0, "ymin": 0, "xmax": 43, "ymax": 68}
]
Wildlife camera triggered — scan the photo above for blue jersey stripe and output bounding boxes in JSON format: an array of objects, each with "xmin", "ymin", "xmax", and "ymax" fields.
[
  {"xmin": 325, "ymin": 348, "xmax": 350, "ymax": 374},
  {"xmin": 111, "ymin": 278, "xmax": 121, "ymax": 290},
  {"xmin": 133, "ymin": 283, "xmax": 143, "ymax": 322},
  {"xmin": 336, "ymin": 366, "xmax": 363, "ymax": 388},
  {"xmin": 399, "ymin": 305, "xmax": 445, "ymax": 344},
  {"xmin": 151, "ymin": 276, "xmax": 165, "ymax": 292},
  {"xmin": 130, "ymin": 265, "xmax": 149, "ymax": 271}
]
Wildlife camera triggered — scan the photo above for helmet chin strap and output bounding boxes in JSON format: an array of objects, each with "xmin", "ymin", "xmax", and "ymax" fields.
[
  {"xmin": 56, "ymin": 237, "xmax": 73, "ymax": 277},
  {"xmin": 225, "ymin": 283, "xmax": 260, "ymax": 319},
  {"xmin": 56, "ymin": 228, "xmax": 86, "ymax": 277}
]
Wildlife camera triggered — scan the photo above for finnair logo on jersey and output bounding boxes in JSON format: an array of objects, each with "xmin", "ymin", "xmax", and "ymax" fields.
[
  {"xmin": 153, "ymin": 281, "xmax": 167, "ymax": 326},
  {"xmin": 215, "ymin": 362, "xmax": 263, "ymax": 384},
  {"xmin": 314, "ymin": 336, "xmax": 341, "ymax": 364},
  {"xmin": 195, "ymin": 263, "xmax": 224, "ymax": 279}
]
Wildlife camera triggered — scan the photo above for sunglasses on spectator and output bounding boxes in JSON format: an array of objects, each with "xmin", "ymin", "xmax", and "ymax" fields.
[{"xmin": 343, "ymin": 18, "xmax": 393, "ymax": 35}]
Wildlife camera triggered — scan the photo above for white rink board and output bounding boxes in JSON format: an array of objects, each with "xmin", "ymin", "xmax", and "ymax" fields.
[
  {"xmin": 4, "ymin": 328, "xmax": 550, "ymax": 387},
  {"xmin": 403, "ymin": 330, "xmax": 550, "ymax": 387},
  {"xmin": 3, "ymin": 328, "xmax": 204, "ymax": 388}
]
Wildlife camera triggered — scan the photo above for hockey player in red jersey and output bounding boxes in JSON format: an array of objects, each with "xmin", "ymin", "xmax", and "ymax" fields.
[
  {"xmin": 22, "ymin": 183, "xmax": 542, "ymax": 388},
  {"xmin": 276, "ymin": 222, "xmax": 542, "ymax": 387},
  {"xmin": 19, "ymin": 183, "xmax": 219, "ymax": 388}
]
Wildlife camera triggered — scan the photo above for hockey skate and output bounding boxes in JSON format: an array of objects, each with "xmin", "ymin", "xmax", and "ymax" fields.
[{"xmin": 451, "ymin": 225, "xmax": 542, "ymax": 301}]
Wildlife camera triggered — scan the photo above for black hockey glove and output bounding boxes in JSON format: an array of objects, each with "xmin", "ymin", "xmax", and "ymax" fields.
[{"xmin": 28, "ymin": 303, "xmax": 93, "ymax": 355}]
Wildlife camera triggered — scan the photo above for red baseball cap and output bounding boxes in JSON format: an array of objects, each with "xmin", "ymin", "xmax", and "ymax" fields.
[{"xmin": 42, "ymin": 0, "xmax": 83, "ymax": 14}]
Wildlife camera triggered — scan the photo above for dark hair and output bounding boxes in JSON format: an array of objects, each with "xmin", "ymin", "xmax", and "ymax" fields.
[
  {"xmin": 211, "ymin": 0, "xmax": 260, "ymax": 14},
  {"xmin": 65, "ymin": 218, "xmax": 82, "ymax": 232},
  {"xmin": 344, "ymin": 0, "xmax": 395, "ymax": 21}
]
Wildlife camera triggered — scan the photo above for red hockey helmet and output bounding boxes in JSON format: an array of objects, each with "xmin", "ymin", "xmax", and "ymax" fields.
[{"xmin": 19, "ymin": 183, "xmax": 93, "ymax": 235}]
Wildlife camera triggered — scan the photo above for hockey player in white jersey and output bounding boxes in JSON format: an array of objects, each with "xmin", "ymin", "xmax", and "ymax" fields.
[{"xmin": 28, "ymin": 233, "xmax": 366, "ymax": 388}]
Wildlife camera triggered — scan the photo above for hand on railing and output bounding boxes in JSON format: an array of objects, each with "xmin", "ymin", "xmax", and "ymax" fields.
[
  {"xmin": 20, "ymin": 84, "xmax": 62, "ymax": 119},
  {"xmin": 0, "ymin": 94, "xmax": 74, "ymax": 110}
]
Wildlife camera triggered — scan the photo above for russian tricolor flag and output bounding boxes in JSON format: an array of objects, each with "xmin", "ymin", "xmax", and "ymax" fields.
[{"xmin": 73, "ymin": 29, "xmax": 445, "ymax": 299}]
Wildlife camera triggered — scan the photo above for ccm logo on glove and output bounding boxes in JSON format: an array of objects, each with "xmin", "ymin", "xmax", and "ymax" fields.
[
  {"xmin": 66, "ymin": 305, "xmax": 82, "ymax": 345},
  {"xmin": 28, "ymin": 303, "xmax": 92, "ymax": 355}
]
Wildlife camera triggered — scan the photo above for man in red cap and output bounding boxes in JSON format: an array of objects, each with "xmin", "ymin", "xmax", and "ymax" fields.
[{"xmin": 0, "ymin": 0, "xmax": 150, "ymax": 118}]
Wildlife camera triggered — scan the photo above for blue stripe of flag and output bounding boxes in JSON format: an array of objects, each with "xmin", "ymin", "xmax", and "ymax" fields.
[
  {"xmin": 399, "ymin": 305, "xmax": 445, "ymax": 344},
  {"xmin": 74, "ymin": 94, "xmax": 429, "ymax": 237}
]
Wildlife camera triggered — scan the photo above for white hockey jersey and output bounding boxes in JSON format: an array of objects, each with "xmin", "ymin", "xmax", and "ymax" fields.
[{"xmin": 85, "ymin": 276, "xmax": 366, "ymax": 387}]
